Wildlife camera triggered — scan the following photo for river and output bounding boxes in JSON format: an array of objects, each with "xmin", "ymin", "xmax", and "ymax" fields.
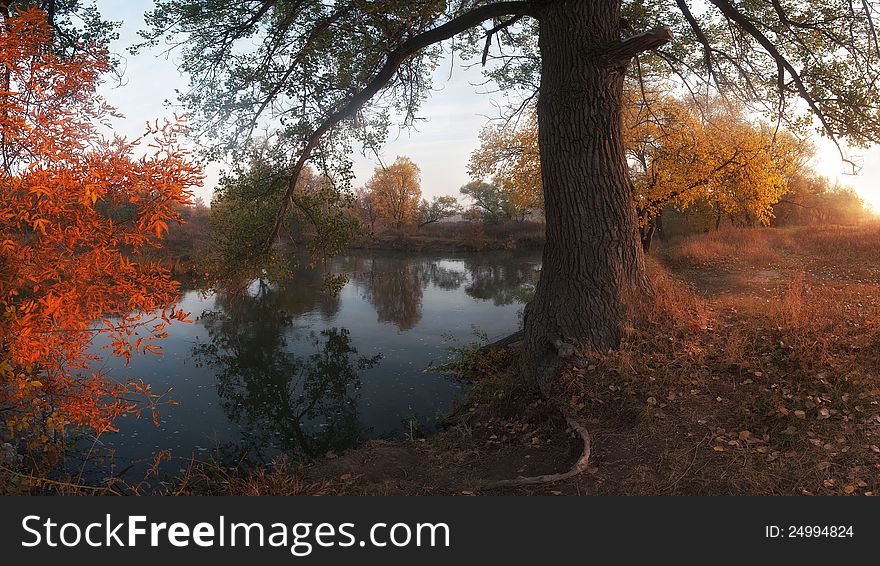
[{"xmin": 85, "ymin": 249, "xmax": 541, "ymax": 474}]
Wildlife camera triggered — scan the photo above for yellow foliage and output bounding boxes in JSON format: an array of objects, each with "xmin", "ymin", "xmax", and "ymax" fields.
[
  {"xmin": 468, "ymin": 114, "xmax": 542, "ymax": 217},
  {"xmin": 627, "ymin": 94, "xmax": 804, "ymax": 228},
  {"xmin": 366, "ymin": 156, "xmax": 422, "ymax": 229},
  {"xmin": 470, "ymin": 95, "xmax": 806, "ymax": 230}
]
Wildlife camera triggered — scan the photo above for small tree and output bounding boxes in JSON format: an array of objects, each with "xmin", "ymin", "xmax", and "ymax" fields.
[
  {"xmin": 460, "ymin": 180, "xmax": 521, "ymax": 223},
  {"xmin": 354, "ymin": 187, "xmax": 380, "ymax": 232},
  {"xmin": 367, "ymin": 156, "xmax": 422, "ymax": 229},
  {"xmin": 417, "ymin": 195, "xmax": 461, "ymax": 227}
]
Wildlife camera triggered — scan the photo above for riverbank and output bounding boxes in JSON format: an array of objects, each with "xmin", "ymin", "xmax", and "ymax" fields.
[
  {"xmin": 350, "ymin": 221, "xmax": 545, "ymax": 252},
  {"xmin": 173, "ymin": 225, "xmax": 880, "ymax": 496}
]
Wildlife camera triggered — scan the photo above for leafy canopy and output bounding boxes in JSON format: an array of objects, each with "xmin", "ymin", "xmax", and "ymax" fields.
[
  {"xmin": 627, "ymin": 94, "xmax": 805, "ymax": 227},
  {"xmin": 139, "ymin": 0, "xmax": 880, "ymax": 256}
]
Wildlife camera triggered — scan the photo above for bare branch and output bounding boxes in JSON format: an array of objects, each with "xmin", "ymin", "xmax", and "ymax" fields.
[
  {"xmin": 675, "ymin": 0, "xmax": 718, "ymax": 88},
  {"xmin": 482, "ymin": 14, "xmax": 524, "ymax": 66}
]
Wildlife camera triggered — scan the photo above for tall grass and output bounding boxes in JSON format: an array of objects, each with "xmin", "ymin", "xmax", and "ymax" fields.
[
  {"xmin": 665, "ymin": 227, "xmax": 779, "ymax": 267},
  {"xmin": 778, "ymin": 224, "xmax": 880, "ymax": 265}
]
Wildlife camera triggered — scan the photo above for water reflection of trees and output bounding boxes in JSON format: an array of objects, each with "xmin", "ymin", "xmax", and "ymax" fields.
[
  {"xmin": 462, "ymin": 256, "xmax": 538, "ymax": 306},
  {"xmin": 348, "ymin": 253, "xmax": 538, "ymax": 330},
  {"xmin": 193, "ymin": 281, "xmax": 380, "ymax": 465},
  {"xmin": 213, "ymin": 264, "xmax": 341, "ymax": 321},
  {"xmin": 351, "ymin": 256, "xmax": 428, "ymax": 330},
  {"xmin": 185, "ymin": 253, "xmax": 538, "ymax": 465}
]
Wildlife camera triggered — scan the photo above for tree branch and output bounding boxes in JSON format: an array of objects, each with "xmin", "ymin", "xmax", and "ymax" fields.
[
  {"xmin": 603, "ymin": 26, "xmax": 674, "ymax": 64},
  {"xmin": 265, "ymin": 1, "xmax": 534, "ymax": 249},
  {"xmin": 675, "ymin": 0, "xmax": 718, "ymax": 87},
  {"xmin": 243, "ymin": 5, "xmax": 353, "ymax": 142},
  {"xmin": 708, "ymin": 0, "xmax": 860, "ymax": 173},
  {"xmin": 482, "ymin": 14, "xmax": 524, "ymax": 66}
]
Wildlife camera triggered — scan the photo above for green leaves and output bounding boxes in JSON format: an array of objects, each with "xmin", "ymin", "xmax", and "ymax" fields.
[{"xmin": 208, "ymin": 143, "xmax": 363, "ymax": 285}]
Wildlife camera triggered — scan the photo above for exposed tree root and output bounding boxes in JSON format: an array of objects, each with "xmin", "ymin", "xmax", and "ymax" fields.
[
  {"xmin": 478, "ymin": 330, "xmax": 523, "ymax": 353},
  {"xmin": 485, "ymin": 336, "xmax": 593, "ymax": 489},
  {"xmin": 486, "ymin": 414, "xmax": 591, "ymax": 488}
]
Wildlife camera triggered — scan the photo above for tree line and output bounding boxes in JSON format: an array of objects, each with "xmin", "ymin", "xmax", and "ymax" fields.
[
  {"xmin": 467, "ymin": 92, "xmax": 868, "ymax": 251},
  {"xmin": 340, "ymin": 91, "xmax": 870, "ymax": 249},
  {"xmin": 350, "ymin": 155, "xmax": 538, "ymax": 233}
]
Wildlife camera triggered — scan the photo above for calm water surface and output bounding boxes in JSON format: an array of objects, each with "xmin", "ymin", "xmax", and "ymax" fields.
[{"xmin": 88, "ymin": 250, "xmax": 541, "ymax": 471}]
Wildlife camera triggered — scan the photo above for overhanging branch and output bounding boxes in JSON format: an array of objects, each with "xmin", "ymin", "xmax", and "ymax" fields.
[
  {"xmin": 265, "ymin": 1, "xmax": 535, "ymax": 249},
  {"xmin": 482, "ymin": 14, "xmax": 524, "ymax": 66},
  {"xmin": 708, "ymin": 0, "xmax": 860, "ymax": 173}
]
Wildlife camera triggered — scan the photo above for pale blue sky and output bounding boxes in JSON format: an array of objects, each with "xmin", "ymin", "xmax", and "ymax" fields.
[
  {"xmin": 95, "ymin": 1, "xmax": 880, "ymax": 209},
  {"xmin": 96, "ymin": 1, "xmax": 497, "ymax": 204}
]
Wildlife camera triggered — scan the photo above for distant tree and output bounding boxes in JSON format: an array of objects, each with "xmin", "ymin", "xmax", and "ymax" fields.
[
  {"xmin": 353, "ymin": 187, "xmax": 380, "ymax": 232},
  {"xmin": 164, "ymin": 199, "xmax": 213, "ymax": 268},
  {"xmin": 459, "ymin": 180, "xmax": 521, "ymax": 223},
  {"xmin": 773, "ymin": 174, "xmax": 869, "ymax": 226},
  {"xmin": 417, "ymin": 195, "xmax": 462, "ymax": 227},
  {"xmin": 367, "ymin": 156, "xmax": 422, "ymax": 229},
  {"xmin": 0, "ymin": 8, "xmax": 201, "ymax": 445},
  {"xmin": 469, "ymin": 112, "xmax": 543, "ymax": 214}
]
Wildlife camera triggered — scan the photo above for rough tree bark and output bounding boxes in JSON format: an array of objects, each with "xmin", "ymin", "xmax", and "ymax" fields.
[{"xmin": 522, "ymin": 0, "xmax": 654, "ymax": 388}]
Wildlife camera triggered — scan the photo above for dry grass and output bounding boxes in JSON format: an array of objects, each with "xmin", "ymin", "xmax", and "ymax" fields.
[
  {"xmin": 665, "ymin": 227, "xmax": 780, "ymax": 268},
  {"xmin": 776, "ymin": 225, "xmax": 880, "ymax": 274},
  {"xmin": 175, "ymin": 456, "xmax": 334, "ymax": 496},
  {"xmin": 552, "ymin": 224, "xmax": 880, "ymax": 495}
]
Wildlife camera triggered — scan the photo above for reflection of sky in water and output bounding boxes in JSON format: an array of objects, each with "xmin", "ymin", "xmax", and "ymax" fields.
[{"xmin": 86, "ymin": 249, "xmax": 541, "ymax": 474}]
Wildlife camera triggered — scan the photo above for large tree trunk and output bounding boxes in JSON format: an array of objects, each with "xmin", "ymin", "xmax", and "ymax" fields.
[{"xmin": 522, "ymin": 0, "xmax": 650, "ymax": 387}]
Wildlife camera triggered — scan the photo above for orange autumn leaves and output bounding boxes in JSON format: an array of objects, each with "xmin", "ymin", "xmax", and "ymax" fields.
[{"xmin": 0, "ymin": 8, "xmax": 202, "ymax": 442}]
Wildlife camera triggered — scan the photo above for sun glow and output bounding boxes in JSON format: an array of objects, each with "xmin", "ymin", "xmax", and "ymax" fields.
[
  {"xmin": 844, "ymin": 174, "xmax": 880, "ymax": 214},
  {"xmin": 813, "ymin": 140, "xmax": 880, "ymax": 215}
]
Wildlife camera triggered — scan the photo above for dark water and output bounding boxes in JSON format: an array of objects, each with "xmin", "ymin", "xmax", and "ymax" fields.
[{"xmin": 87, "ymin": 250, "xmax": 541, "ymax": 472}]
